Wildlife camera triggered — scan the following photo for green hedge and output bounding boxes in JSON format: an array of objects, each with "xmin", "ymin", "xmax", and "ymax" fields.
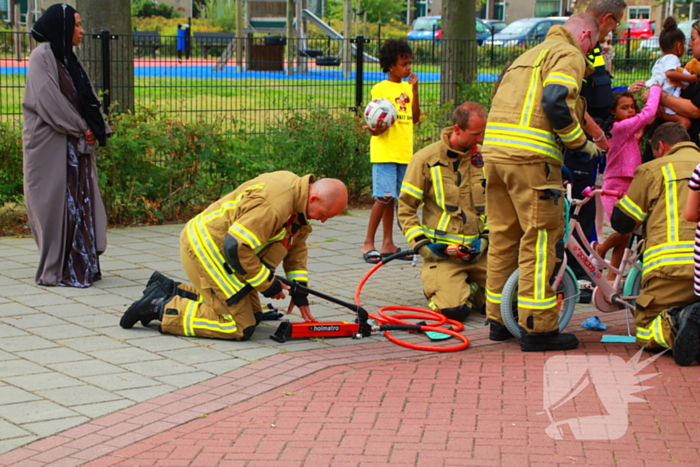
[{"xmin": 0, "ymin": 106, "xmax": 373, "ymax": 226}]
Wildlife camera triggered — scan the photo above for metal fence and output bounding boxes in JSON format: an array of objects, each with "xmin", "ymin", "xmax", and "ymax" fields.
[{"xmin": 0, "ymin": 30, "xmax": 660, "ymax": 133}]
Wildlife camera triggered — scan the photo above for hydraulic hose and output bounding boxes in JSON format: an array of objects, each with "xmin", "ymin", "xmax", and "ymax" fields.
[{"xmin": 354, "ymin": 251, "xmax": 470, "ymax": 352}]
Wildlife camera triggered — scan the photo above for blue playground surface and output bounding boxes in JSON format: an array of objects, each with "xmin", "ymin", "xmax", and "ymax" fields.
[{"xmin": 1, "ymin": 64, "xmax": 499, "ymax": 82}]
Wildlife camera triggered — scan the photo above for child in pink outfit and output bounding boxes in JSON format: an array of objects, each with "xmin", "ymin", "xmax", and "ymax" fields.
[
  {"xmin": 595, "ymin": 86, "xmax": 661, "ymax": 278},
  {"xmin": 601, "ymin": 86, "xmax": 662, "ymax": 217}
]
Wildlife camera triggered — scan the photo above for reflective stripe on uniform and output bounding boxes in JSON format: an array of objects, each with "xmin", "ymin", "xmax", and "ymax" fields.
[
  {"xmin": 229, "ymin": 222, "xmax": 262, "ymax": 249},
  {"xmin": 187, "ymin": 219, "xmax": 247, "ymax": 299},
  {"xmin": 636, "ymin": 315, "xmax": 669, "ymax": 348},
  {"xmin": 428, "ymin": 301, "xmax": 439, "ymax": 311},
  {"xmin": 400, "ymin": 181, "xmax": 423, "ymax": 200},
  {"xmin": 662, "ymin": 164, "xmax": 680, "ymax": 242},
  {"xmin": 192, "ymin": 315, "xmax": 238, "ymax": 335},
  {"xmin": 642, "ymin": 242, "xmax": 694, "ymax": 275},
  {"xmin": 559, "ymin": 124, "xmax": 584, "ymax": 144},
  {"xmin": 286, "ymin": 270, "xmax": 308, "ymax": 281},
  {"xmin": 421, "ymin": 226, "xmax": 479, "ymax": 245},
  {"xmin": 535, "ymin": 229, "xmax": 547, "ymax": 300},
  {"xmin": 520, "ymin": 49, "xmax": 550, "ymax": 128},
  {"xmin": 486, "ymin": 289, "xmax": 501, "ymax": 304},
  {"xmin": 430, "ymin": 165, "xmax": 451, "ymax": 232},
  {"xmin": 248, "ymin": 264, "xmax": 271, "ymax": 287},
  {"xmin": 517, "ymin": 295, "xmax": 557, "ymax": 309},
  {"xmin": 543, "ymin": 72, "xmax": 579, "ymax": 91},
  {"xmin": 484, "ymin": 123, "xmax": 563, "ymax": 161},
  {"xmin": 255, "ymin": 228, "xmax": 287, "ymax": 254},
  {"xmin": 618, "ymin": 195, "xmax": 647, "ymax": 222},
  {"xmin": 405, "ymin": 225, "xmax": 426, "ymax": 242}
]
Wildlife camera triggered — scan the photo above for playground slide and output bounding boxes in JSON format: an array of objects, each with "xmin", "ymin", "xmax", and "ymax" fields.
[{"xmin": 301, "ymin": 9, "xmax": 379, "ymax": 63}]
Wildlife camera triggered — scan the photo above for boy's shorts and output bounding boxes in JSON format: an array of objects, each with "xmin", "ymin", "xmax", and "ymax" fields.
[{"xmin": 372, "ymin": 163, "xmax": 407, "ymax": 199}]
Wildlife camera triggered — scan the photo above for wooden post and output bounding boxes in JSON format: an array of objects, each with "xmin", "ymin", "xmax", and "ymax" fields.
[
  {"xmin": 235, "ymin": 0, "xmax": 243, "ymax": 72},
  {"xmin": 13, "ymin": 3, "xmax": 21, "ymax": 61},
  {"xmin": 286, "ymin": 0, "xmax": 294, "ymax": 76},
  {"xmin": 342, "ymin": 0, "xmax": 351, "ymax": 78}
]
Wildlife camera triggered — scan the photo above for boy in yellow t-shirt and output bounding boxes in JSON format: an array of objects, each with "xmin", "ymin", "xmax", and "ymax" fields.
[{"xmin": 361, "ymin": 38, "xmax": 420, "ymax": 264}]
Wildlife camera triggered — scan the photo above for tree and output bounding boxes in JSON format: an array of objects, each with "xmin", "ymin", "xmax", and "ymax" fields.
[
  {"xmin": 326, "ymin": 0, "xmax": 404, "ymax": 24},
  {"xmin": 439, "ymin": 0, "xmax": 476, "ymax": 107},
  {"xmin": 76, "ymin": 0, "xmax": 134, "ymax": 114}
]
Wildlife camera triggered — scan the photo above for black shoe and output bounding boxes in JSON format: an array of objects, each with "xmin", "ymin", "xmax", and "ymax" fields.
[
  {"xmin": 141, "ymin": 272, "xmax": 178, "ymax": 326},
  {"xmin": 519, "ymin": 327, "xmax": 579, "ymax": 352},
  {"xmin": 144, "ymin": 271, "xmax": 178, "ymax": 295},
  {"xmin": 672, "ymin": 303, "xmax": 700, "ymax": 366},
  {"xmin": 121, "ymin": 287, "xmax": 170, "ymax": 329},
  {"xmin": 578, "ymin": 288, "xmax": 592, "ymax": 304},
  {"xmin": 488, "ymin": 321, "xmax": 514, "ymax": 341}
]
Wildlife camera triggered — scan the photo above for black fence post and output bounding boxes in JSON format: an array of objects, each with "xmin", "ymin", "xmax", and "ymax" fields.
[
  {"xmin": 625, "ymin": 27, "xmax": 631, "ymax": 62},
  {"xmin": 99, "ymin": 29, "xmax": 111, "ymax": 111},
  {"xmin": 352, "ymin": 35, "xmax": 370, "ymax": 111}
]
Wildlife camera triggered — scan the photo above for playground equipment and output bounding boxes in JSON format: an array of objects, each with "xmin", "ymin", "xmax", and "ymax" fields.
[{"xmin": 213, "ymin": 0, "xmax": 377, "ymax": 74}]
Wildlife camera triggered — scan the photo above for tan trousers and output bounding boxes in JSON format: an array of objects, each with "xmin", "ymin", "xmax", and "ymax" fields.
[
  {"xmin": 160, "ymin": 230, "xmax": 277, "ymax": 340},
  {"xmin": 485, "ymin": 161, "xmax": 564, "ymax": 333},
  {"xmin": 421, "ymin": 253, "xmax": 486, "ymax": 312},
  {"xmin": 634, "ymin": 275, "xmax": 697, "ymax": 350}
]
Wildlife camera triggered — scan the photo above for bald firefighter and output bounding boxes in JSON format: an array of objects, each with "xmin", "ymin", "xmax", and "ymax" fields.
[
  {"xmin": 120, "ymin": 172, "xmax": 348, "ymax": 341},
  {"xmin": 398, "ymin": 102, "xmax": 488, "ymax": 322},
  {"xmin": 612, "ymin": 123, "xmax": 700, "ymax": 366},
  {"xmin": 482, "ymin": 14, "xmax": 601, "ymax": 351}
]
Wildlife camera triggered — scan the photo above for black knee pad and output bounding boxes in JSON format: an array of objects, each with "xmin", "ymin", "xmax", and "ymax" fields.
[
  {"xmin": 254, "ymin": 312, "xmax": 262, "ymax": 325},
  {"xmin": 240, "ymin": 323, "xmax": 258, "ymax": 341},
  {"xmin": 441, "ymin": 305, "xmax": 473, "ymax": 322}
]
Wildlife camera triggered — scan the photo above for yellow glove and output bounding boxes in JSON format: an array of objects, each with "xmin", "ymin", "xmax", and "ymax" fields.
[
  {"xmin": 418, "ymin": 244, "xmax": 448, "ymax": 262},
  {"xmin": 573, "ymin": 139, "xmax": 602, "ymax": 162}
]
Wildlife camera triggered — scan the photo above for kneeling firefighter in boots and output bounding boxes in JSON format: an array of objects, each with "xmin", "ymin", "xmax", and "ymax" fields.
[
  {"xmin": 398, "ymin": 102, "xmax": 488, "ymax": 322},
  {"xmin": 612, "ymin": 123, "xmax": 700, "ymax": 366},
  {"xmin": 120, "ymin": 172, "xmax": 348, "ymax": 340},
  {"xmin": 481, "ymin": 15, "xmax": 601, "ymax": 351}
]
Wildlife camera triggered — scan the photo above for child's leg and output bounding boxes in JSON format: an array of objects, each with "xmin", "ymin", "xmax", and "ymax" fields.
[
  {"xmin": 599, "ymin": 232, "xmax": 630, "ymax": 280},
  {"xmin": 678, "ymin": 114, "xmax": 692, "ymax": 129},
  {"xmin": 379, "ymin": 198, "xmax": 398, "ymax": 253},
  {"xmin": 362, "ymin": 198, "xmax": 391, "ymax": 255}
]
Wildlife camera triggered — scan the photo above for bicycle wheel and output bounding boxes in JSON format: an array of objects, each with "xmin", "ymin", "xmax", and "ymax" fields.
[
  {"xmin": 500, "ymin": 266, "xmax": 578, "ymax": 338},
  {"xmin": 622, "ymin": 260, "xmax": 642, "ymax": 307}
]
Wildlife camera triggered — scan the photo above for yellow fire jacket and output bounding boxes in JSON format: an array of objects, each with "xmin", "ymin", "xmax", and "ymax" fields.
[
  {"xmin": 482, "ymin": 25, "xmax": 594, "ymax": 165},
  {"xmin": 398, "ymin": 127, "xmax": 487, "ymax": 249},
  {"xmin": 615, "ymin": 142, "xmax": 700, "ymax": 281},
  {"xmin": 184, "ymin": 171, "xmax": 312, "ymax": 305}
]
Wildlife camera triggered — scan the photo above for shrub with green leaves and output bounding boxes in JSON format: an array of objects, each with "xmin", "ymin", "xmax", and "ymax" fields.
[{"xmin": 0, "ymin": 122, "xmax": 23, "ymax": 207}]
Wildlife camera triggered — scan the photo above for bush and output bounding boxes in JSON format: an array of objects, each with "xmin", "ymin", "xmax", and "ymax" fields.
[
  {"xmin": 132, "ymin": 0, "xmax": 181, "ymax": 18},
  {"xmin": 261, "ymin": 109, "xmax": 371, "ymax": 199},
  {"xmin": 0, "ymin": 122, "xmax": 23, "ymax": 207}
]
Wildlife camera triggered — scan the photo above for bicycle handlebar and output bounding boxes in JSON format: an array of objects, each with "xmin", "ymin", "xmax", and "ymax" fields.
[{"xmin": 581, "ymin": 186, "xmax": 625, "ymax": 199}]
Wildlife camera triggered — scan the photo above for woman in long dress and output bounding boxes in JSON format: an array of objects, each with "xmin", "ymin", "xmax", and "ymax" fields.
[{"xmin": 23, "ymin": 3, "xmax": 110, "ymax": 287}]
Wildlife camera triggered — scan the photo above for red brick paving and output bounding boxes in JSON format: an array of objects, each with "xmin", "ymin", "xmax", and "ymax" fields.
[{"xmin": 2, "ymin": 310, "xmax": 700, "ymax": 466}]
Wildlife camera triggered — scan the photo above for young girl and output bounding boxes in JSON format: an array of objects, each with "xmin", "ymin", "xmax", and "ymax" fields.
[
  {"xmin": 594, "ymin": 86, "xmax": 662, "ymax": 277},
  {"xmin": 685, "ymin": 165, "xmax": 700, "ymax": 296},
  {"xmin": 645, "ymin": 17, "xmax": 696, "ymax": 129}
]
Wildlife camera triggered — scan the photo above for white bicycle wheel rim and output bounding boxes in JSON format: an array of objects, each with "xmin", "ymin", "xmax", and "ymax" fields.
[{"xmin": 500, "ymin": 268, "xmax": 577, "ymax": 338}]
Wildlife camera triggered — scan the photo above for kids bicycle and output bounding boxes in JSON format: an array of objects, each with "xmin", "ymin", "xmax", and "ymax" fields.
[{"xmin": 500, "ymin": 184, "xmax": 643, "ymax": 339}]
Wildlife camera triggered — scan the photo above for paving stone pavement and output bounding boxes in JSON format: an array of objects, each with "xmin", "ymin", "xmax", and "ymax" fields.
[{"xmin": 3, "ymin": 209, "xmax": 658, "ymax": 467}]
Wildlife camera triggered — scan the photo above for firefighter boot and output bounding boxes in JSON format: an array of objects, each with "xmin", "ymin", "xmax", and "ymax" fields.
[
  {"xmin": 672, "ymin": 302, "xmax": 700, "ymax": 367},
  {"xmin": 488, "ymin": 320, "xmax": 514, "ymax": 341},
  {"xmin": 120, "ymin": 286, "xmax": 171, "ymax": 329},
  {"xmin": 141, "ymin": 271, "xmax": 180, "ymax": 326},
  {"xmin": 519, "ymin": 327, "xmax": 579, "ymax": 352},
  {"xmin": 442, "ymin": 305, "xmax": 473, "ymax": 322}
]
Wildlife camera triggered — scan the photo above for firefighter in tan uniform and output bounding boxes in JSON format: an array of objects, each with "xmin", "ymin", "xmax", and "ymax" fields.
[
  {"xmin": 612, "ymin": 123, "xmax": 700, "ymax": 366},
  {"xmin": 398, "ymin": 102, "xmax": 488, "ymax": 322},
  {"xmin": 120, "ymin": 172, "xmax": 348, "ymax": 341},
  {"xmin": 482, "ymin": 15, "xmax": 601, "ymax": 351}
]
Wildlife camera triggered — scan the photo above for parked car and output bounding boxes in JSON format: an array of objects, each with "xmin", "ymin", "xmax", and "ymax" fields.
[
  {"xmin": 483, "ymin": 19, "xmax": 507, "ymax": 34},
  {"xmin": 618, "ymin": 19, "xmax": 655, "ymax": 40},
  {"xmin": 637, "ymin": 19, "xmax": 693, "ymax": 55},
  {"xmin": 485, "ymin": 17, "xmax": 567, "ymax": 47},
  {"xmin": 407, "ymin": 16, "xmax": 493, "ymax": 44}
]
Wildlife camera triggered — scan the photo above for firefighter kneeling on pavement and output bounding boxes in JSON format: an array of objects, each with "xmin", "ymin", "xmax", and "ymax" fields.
[
  {"xmin": 120, "ymin": 172, "xmax": 348, "ymax": 341},
  {"xmin": 398, "ymin": 102, "xmax": 488, "ymax": 322},
  {"xmin": 611, "ymin": 123, "xmax": 700, "ymax": 366}
]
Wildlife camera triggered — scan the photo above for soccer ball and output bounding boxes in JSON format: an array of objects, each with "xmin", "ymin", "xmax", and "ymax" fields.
[{"xmin": 364, "ymin": 98, "xmax": 398, "ymax": 129}]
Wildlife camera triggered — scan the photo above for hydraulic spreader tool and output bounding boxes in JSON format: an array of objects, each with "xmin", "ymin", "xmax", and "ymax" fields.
[{"xmin": 270, "ymin": 250, "xmax": 470, "ymax": 352}]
